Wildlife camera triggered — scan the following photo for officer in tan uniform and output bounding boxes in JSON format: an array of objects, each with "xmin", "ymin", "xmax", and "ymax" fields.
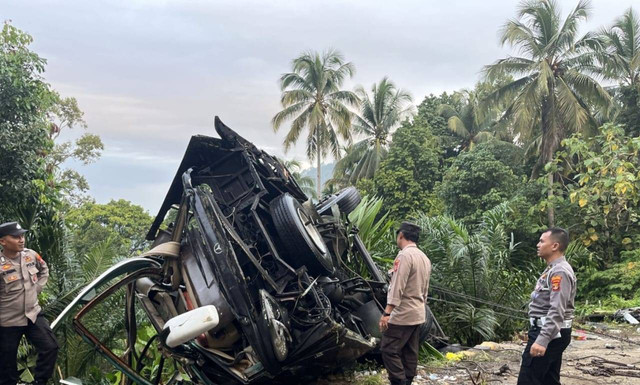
[
  {"xmin": 0, "ymin": 222, "xmax": 58, "ymax": 385},
  {"xmin": 379, "ymin": 222, "xmax": 431, "ymax": 385},
  {"xmin": 518, "ymin": 227, "xmax": 576, "ymax": 385}
]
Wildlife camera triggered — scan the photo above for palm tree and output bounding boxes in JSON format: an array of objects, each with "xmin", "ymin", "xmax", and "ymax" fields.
[
  {"xmin": 597, "ymin": 8, "xmax": 640, "ymax": 88},
  {"xmin": 483, "ymin": 0, "xmax": 612, "ymax": 225},
  {"xmin": 281, "ymin": 159, "xmax": 317, "ymax": 200},
  {"xmin": 595, "ymin": 8, "xmax": 640, "ymax": 136},
  {"xmin": 332, "ymin": 77, "xmax": 413, "ymax": 184},
  {"xmin": 437, "ymin": 89, "xmax": 497, "ymax": 151},
  {"xmin": 272, "ymin": 50, "xmax": 359, "ymax": 197}
]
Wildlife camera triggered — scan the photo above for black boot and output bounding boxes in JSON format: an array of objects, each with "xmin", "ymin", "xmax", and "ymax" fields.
[
  {"xmin": 405, "ymin": 377, "xmax": 414, "ymax": 385},
  {"xmin": 389, "ymin": 379, "xmax": 405, "ymax": 385}
]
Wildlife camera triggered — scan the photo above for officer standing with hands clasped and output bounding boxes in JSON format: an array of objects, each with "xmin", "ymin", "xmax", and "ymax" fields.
[
  {"xmin": 0, "ymin": 222, "xmax": 59, "ymax": 385},
  {"xmin": 379, "ymin": 222, "xmax": 431, "ymax": 385},
  {"xmin": 518, "ymin": 227, "xmax": 576, "ymax": 385}
]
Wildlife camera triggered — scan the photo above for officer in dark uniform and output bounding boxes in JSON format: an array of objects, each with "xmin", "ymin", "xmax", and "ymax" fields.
[
  {"xmin": 0, "ymin": 222, "xmax": 59, "ymax": 385},
  {"xmin": 517, "ymin": 227, "xmax": 576, "ymax": 385}
]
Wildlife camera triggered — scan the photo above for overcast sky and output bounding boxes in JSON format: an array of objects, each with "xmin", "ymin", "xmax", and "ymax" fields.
[{"xmin": 2, "ymin": 0, "xmax": 636, "ymax": 214}]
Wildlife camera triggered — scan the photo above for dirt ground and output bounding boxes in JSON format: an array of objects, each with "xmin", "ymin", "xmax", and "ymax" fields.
[{"xmin": 311, "ymin": 324, "xmax": 640, "ymax": 385}]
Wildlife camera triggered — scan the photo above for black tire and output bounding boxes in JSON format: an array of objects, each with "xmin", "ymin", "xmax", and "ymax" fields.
[
  {"xmin": 315, "ymin": 187, "xmax": 362, "ymax": 216},
  {"xmin": 419, "ymin": 304, "xmax": 435, "ymax": 343},
  {"xmin": 271, "ymin": 194, "xmax": 334, "ymax": 275}
]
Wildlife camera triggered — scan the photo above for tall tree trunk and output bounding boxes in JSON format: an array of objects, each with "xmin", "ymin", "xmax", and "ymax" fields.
[
  {"xmin": 539, "ymin": 93, "xmax": 557, "ymax": 227},
  {"xmin": 547, "ymin": 172, "xmax": 555, "ymax": 227},
  {"xmin": 316, "ymin": 129, "xmax": 322, "ymax": 198}
]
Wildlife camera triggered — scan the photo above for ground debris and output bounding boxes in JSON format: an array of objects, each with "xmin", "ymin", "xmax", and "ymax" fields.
[
  {"xmin": 493, "ymin": 364, "xmax": 511, "ymax": 376},
  {"xmin": 315, "ymin": 325, "xmax": 640, "ymax": 384},
  {"xmin": 576, "ymin": 357, "xmax": 640, "ymax": 378},
  {"xmin": 614, "ymin": 308, "xmax": 640, "ymax": 325}
]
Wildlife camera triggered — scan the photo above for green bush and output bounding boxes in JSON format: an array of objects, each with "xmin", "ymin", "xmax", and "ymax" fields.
[
  {"xmin": 578, "ymin": 249, "xmax": 640, "ymax": 301},
  {"xmin": 438, "ymin": 148, "xmax": 521, "ymax": 223},
  {"xmin": 543, "ymin": 124, "xmax": 640, "ymax": 264},
  {"xmin": 373, "ymin": 119, "xmax": 443, "ymax": 220}
]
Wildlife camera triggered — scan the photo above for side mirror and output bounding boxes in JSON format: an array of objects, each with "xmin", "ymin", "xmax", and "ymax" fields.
[{"xmin": 162, "ymin": 305, "xmax": 219, "ymax": 348}]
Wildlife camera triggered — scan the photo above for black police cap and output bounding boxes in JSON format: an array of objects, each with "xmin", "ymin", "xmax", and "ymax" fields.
[
  {"xmin": 398, "ymin": 221, "xmax": 421, "ymax": 234},
  {"xmin": 0, "ymin": 222, "xmax": 28, "ymax": 237}
]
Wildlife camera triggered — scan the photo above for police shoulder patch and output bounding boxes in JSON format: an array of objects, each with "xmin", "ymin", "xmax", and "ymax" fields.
[
  {"xmin": 551, "ymin": 275, "xmax": 562, "ymax": 291},
  {"xmin": 393, "ymin": 258, "xmax": 400, "ymax": 272}
]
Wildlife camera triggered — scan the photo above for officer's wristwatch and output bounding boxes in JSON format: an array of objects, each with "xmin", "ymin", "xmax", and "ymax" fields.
[{"xmin": 382, "ymin": 312, "xmax": 391, "ymax": 317}]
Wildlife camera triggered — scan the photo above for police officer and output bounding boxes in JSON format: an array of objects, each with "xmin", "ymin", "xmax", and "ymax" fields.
[
  {"xmin": 0, "ymin": 222, "xmax": 59, "ymax": 385},
  {"xmin": 379, "ymin": 222, "xmax": 431, "ymax": 385},
  {"xmin": 517, "ymin": 227, "xmax": 576, "ymax": 385}
]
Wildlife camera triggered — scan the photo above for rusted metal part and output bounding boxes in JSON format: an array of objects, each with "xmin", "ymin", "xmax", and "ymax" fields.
[
  {"xmin": 72, "ymin": 268, "xmax": 163, "ymax": 385},
  {"xmin": 125, "ymin": 282, "xmax": 138, "ymax": 385}
]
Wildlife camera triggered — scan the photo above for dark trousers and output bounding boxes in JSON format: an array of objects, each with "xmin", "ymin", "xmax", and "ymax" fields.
[
  {"xmin": 0, "ymin": 315, "xmax": 59, "ymax": 385},
  {"xmin": 517, "ymin": 327, "xmax": 572, "ymax": 385},
  {"xmin": 380, "ymin": 323, "xmax": 421, "ymax": 384}
]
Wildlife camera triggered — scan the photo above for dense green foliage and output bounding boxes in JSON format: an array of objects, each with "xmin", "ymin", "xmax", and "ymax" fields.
[
  {"xmin": 415, "ymin": 204, "xmax": 534, "ymax": 346},
  {"xmin": 437, "ymin": 88, "xmax": 498, "ymax": 151},
  {"xmin": 544, "ymin": 124, "xmax": 640, "ymax": 261},
  {"xmin": 66, "ymin": 199, "xmax": 153, "ymax": 258},
  {"xmin": 596, "ymin": 8, "xmax": 640, "ymax": 89},
  {"xmin": 333, "ymin": 1, "xmax": 640, "ymax": 347},
  {"xmin": 415, "ymin": 93, "xmax": 463, "ymax": 159},
  {"xmin": 617, "ymin": 86, "xmax": 640, "ymax": 136},
  {"xmin": 372, "ymin": 119, "xmax": 442, "ymax": 219},
  {"xmin": 484, "ymin": 0, "xmax": 614, "ymax": 225},
  {"xmin": 0, "ymin": 22, "xmax": 141, "ymax": 381},
  {"xmin": 579, "ymin": 250, "xmax": 640, "ymax": 300},
  {"xmin": 0, "ymin": 22, "xmax": 55, "ymax": 223},
  {"xmin": 439, "ymin": 148, "xmax": 521, "ymax": 222}
]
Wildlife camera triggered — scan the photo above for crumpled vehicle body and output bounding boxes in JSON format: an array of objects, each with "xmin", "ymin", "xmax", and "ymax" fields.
[{"xmin": 54, "ymin": 117, "xmax": 444, "ymax": 385}]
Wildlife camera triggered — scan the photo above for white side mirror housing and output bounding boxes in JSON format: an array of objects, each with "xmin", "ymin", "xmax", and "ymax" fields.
[{"xmin": 163, "ymin": 305, "xmax": 219, "ymax": 348}]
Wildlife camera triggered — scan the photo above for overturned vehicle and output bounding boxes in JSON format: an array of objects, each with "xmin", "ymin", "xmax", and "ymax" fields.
[{"xmin": 54, "ymin": 117, "xmax": 445, "ymax": 384}]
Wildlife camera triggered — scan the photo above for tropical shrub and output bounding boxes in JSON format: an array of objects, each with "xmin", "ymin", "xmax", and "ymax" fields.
[
  {"xmin": 543, "ymin": 124, "xmax": 640, "ymax": 263},
  {"xmin": 414, "ymin": 203, "xmax": 535, "ymax": 346},
  {"xmin": 578, "ymin": 249, "xmax": 640, "ymax": 301},
  {"xmin": 348, "ymin": 196, "xmax": 394, "ymax": 252}
]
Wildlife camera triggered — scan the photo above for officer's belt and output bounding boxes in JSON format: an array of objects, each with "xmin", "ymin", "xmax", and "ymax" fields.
[{"xmin": 530, "ymin": 317, "xmax": 572, "ymax": 328}]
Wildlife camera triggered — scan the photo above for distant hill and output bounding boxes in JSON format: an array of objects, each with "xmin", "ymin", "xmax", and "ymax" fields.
[{"xmin": 302, "ymin": 162, "xmax": 335, "ymax": 188}]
